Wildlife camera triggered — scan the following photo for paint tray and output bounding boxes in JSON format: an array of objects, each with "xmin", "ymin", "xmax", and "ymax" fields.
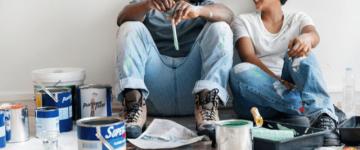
[
  {"xmin": 254, "ymin": 121, "xmax": 330, "ymax": 150},
  {"xmin": 338, "ymin": 116, "xmax": 360, "ymax": 146}
]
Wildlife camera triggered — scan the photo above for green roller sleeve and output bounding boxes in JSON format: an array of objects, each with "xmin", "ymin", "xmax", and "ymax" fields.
[{"xmin": 252, "ymin": 127, "xmax": 295, "ymax": 141}]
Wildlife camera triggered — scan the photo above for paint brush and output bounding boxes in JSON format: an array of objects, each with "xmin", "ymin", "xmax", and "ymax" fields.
[
  {"xmin": 172, "ymin": 20, "xmax": 179, "ymax": 51},
  {"xmin": 171, "ymin": 2, "xmax": 180, "ymax": 51}
]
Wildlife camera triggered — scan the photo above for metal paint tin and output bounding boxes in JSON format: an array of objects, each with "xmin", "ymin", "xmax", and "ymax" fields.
[
  {"xmin": 35, "ymin": 87, "xmax": 73, "ymax": 132},
  {"xmin": 216, "ymin": 120, "xmax": 253, "ymax": 150},
  {"xmin": 78, "ymin": 84, "xmax": 112, "ymax": 118},
  {"xmin": 0, "ymin": 112, "xmax": 5, "ymax": 148},
  {"xmin": 77, "ymin": 117, "xmax": 126, "ymax": 150},
  {"xmin": 0, "ymin": 103, "xmax": 11, "ymax": 142},
  {"xmin": 35, "ymin": 107, "xmax": 59, "ymax": 138},
  {"xmin": 2, "ymin": 103, "xmax": 30, "ymax": 143}
]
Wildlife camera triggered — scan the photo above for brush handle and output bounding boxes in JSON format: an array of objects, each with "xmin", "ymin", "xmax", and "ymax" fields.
[
  {"xmin": 172, "ymin": 20, "xmax": 179, "ymax": 51},
  {"xmin": 251, "ymin": 107, "xmax": 264, "ymax": 127}
]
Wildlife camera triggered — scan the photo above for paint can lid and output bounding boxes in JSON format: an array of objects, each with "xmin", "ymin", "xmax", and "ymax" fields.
[
  {"xmin": 32, "ymin": 67, "xmax": 86, "ymax": 86},
  {"xmin": 0, "ymin": 103, "xmax": 24, "ymax": 110}
]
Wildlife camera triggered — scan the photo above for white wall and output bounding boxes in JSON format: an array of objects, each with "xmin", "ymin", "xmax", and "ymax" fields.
[{"xmin": 0, "ymin": 0, "xmax": 359, "ymax": 101}]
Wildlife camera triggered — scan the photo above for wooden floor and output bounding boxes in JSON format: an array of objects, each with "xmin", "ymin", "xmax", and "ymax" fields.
[
  {"xmin": 5, "ymin": 93, "xmax": 360, "ymax": 150},
  {"xmin": 9, "ymin": 99, "xmax": 236, "ymax": 150}
]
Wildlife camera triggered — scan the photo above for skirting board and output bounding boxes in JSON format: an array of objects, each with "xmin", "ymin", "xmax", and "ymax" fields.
[{"xmin": 0, "ymin": 92, "xmax": 34, "ymax": 102}]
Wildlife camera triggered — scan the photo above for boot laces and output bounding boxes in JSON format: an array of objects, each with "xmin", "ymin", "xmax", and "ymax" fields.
[
  {"xmin": 314, "ymin": 114, "xmax": 336, "ymax": 129},
  {"xmin": 125, "ymin": 100, "xmax": 143, "ymax": 123},
  {"xmin": 197, "ymin": 89, "xmax": 219, "ymax": 121}
]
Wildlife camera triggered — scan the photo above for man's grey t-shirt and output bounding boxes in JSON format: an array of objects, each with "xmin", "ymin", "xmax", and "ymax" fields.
[{"xmin": 130, "ymin": 0, "xmax": 214, "ymax": 57}]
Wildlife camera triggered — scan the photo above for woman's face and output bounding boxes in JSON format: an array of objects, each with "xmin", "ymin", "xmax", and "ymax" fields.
[{"xmin": 253, "ymin": 0, "xmax": 278, "ymax": 11}]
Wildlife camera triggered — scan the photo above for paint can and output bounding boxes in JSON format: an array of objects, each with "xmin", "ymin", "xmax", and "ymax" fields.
[
  {"xmin": 34, "ymin": 85, "xmax": 81, "ymax": 121},
  {"xmin": 0, "ymin": 111, "xmax": 5, "ymax": 148},
  {"xmin": 78, "ymin": 84, "xmax": 112, "ymax": 118},
  {"xmin": 0, "ymin": 103, "xmax": 30, "ymax": 143},
  {"xmin": 216, "ymin": 120, "xmax": 253, "ymax": 150},
  {"xmin": 77, "ymin": 117, "xmax": 126, "ymax": 150},
  {"xmin": 0, "ymin": 103, "xmax": 11, "ymax": 142},
  {"xmin": 35, "ymin": 87, "xmax": 73, "ymax": 132},
  {"xmin": 35, "ymin": 107, "xmax": 59, "ymax": 138},
  {"xmin": 32, "ymin": 67, "xmax": 86, "ymax": 121}
]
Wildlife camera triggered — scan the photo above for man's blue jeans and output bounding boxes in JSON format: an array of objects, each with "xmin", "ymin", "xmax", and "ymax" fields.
[
  {"xmin": 116, "ymin": 21, "xmax": 233, "ymax": 116},
  {"xmin": 230, "ymin": 53, "xmax": 338, "ymax": 123}
]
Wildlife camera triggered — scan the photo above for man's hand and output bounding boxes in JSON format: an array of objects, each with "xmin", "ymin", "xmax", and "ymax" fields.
[
  {"xmin": 148, "ymin": 0, "xmax": 176, "ymax": 12},
  {"xmin": 172, "ymin": 1, "xmax": 200, "ymax": 25},
  {"xmin": 288, "ymin": 34, "xmax": 313, "ymax": 58}
]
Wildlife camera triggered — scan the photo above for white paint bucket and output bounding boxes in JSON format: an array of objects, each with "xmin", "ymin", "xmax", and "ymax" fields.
[{"xmin": 216, "ymin": 120, "xmax": 253, "ymax": 150}]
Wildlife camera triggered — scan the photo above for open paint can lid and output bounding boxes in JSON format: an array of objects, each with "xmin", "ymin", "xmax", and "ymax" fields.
[
  {"xmin": 32, "ymin": 67, "xmax": 86, "ymax": 86},
  {"xmin": 216, "ymin": 119, "xmax": 253, "ymax": 128}
]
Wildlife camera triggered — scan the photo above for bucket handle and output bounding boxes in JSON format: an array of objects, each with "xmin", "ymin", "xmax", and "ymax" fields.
[
  {"xmin": 95, "ymin": 127, "xmax": 114, "ymax": 150},
  {"xmin": 53, "ymin": 80, "xmax": 62, "ymax": 87},
  {"xmin": 35, "ymin": 81, "xmax": 58, "ymax": 103}
]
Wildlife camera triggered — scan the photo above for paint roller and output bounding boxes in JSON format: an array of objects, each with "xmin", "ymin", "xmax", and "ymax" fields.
[{"xmin": 251, "ymin": 107, "xmax": 296, "ymax": 141}]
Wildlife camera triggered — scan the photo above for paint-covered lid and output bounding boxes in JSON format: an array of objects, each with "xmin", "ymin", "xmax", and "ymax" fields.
[{"xmin": 32, "ymin": 67, "xmax": 86, "ymax": 86}]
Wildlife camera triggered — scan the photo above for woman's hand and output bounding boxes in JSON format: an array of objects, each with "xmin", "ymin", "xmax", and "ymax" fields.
[
  {"xmin": 274, "ymin": 76, "xmax": 295, "ymax": 90},
  {"xmin": 172, "ymin": 1, "xmax": 201, "ymax": 25},
  {"xmin": 288, "ymin": 33, "xmax": 313, "ymax": 58},
  {"xmin": 281, "ymin": 79, "xmax": 295, "ymax": 90}
]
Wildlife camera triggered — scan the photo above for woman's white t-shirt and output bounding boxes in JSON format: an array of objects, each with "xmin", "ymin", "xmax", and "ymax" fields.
[{"xmin": 231, "ymin": 11, "xmax": 315, "ymax": 76}]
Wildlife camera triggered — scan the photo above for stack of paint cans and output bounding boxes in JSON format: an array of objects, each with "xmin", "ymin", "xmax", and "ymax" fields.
[
  {"xmin": 78, "ymin": 84, "xmax": 112, "ymax": 119},
  {"xmin": 0, "ymin": 103, "xmax": 30, "ymax": 144},
  {"xmin": 32, "ymin": 67, "xmax": 86, "ymax": 121},
  {"xmin": 35, "ymin": 87, "xmax": 72, "ymax": 132},
  {"xmin": 77, "ymin": 117, "xmax": 126, "ymax": 150}
]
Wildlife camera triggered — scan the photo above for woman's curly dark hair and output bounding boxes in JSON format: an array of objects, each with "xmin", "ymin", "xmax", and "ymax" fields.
[{"xmin": 280, "ymin": 0, "xmax": 287, "ymax": 5}]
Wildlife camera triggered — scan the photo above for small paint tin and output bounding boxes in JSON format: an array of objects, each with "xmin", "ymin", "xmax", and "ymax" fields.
[
  {"xmin": 78, "ymin": 84, "xmax": 112, "ymax": 118},
  {"xmin": 0, "ymin": 112, "xmax": 6, "ymax": 148},
  {"xmin": 35, "ymin": 107, "xmax": 59, "ymax": 138},
  {"xmin": 0, "ymin": 103, "xmax": 29, "ymax": 143},
  {"xmin": 77, "ymin": 117, "xmax": 126, "ymax": 150},
  {"xmin": 35, "ymin": 87, "xmax": 73, "ymax": 132}
]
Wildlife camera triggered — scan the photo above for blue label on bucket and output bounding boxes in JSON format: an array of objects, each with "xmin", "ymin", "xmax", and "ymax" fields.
[
  {"xmin": 36, "ymin": 109, "xmax": 59, "ymax": 118},
  {"xmin": 78, "ymin": 121, "xmax": 126, "ymax": 150},
  {"xmin": 100, "ymin": 123, "xmax": 126, "ymax": 150}
]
